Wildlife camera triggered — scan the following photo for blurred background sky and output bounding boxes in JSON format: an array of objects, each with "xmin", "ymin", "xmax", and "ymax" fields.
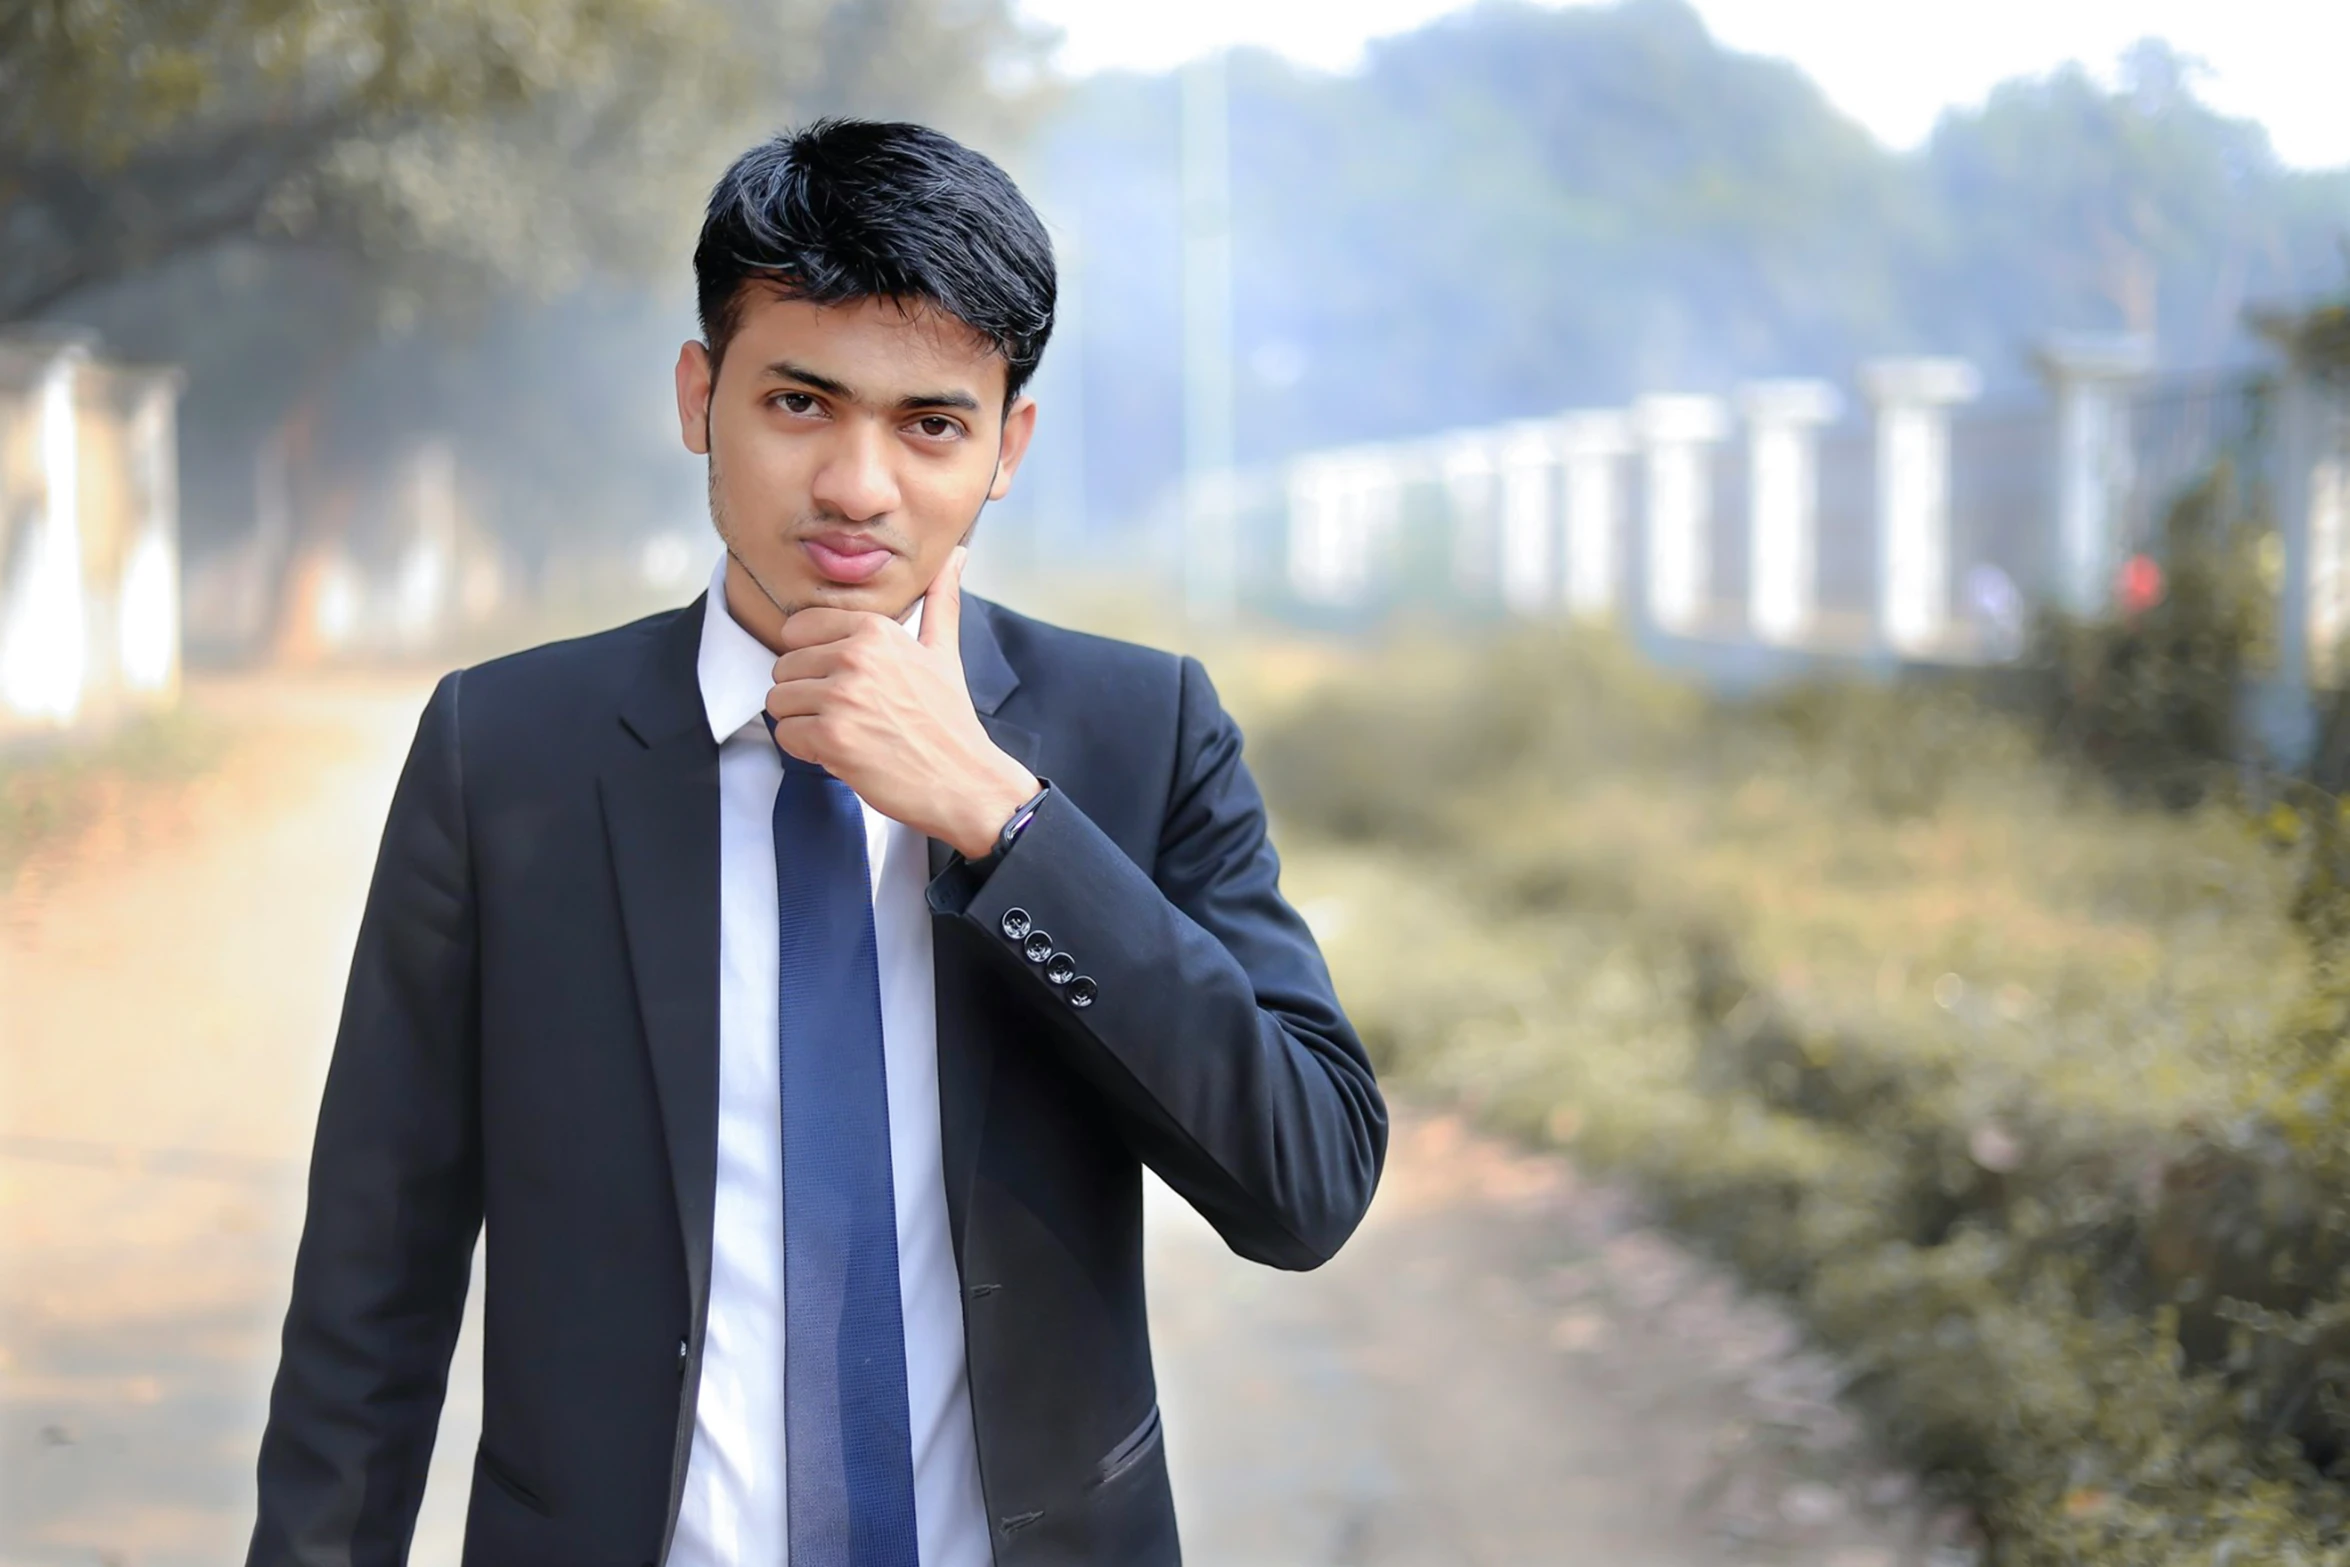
[{"xmin": 1022, "ymin": 0, "xmax": 2350, "ymax": 166}]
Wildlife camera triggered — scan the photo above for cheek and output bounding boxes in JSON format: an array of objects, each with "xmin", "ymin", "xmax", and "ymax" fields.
[
  {"xmin": 902, "ymin": 460, "xmax": 993, "ymax": 545},
  {"xmin": 713, "ymin": 412, "xmax": 810, "ymax": 512}
]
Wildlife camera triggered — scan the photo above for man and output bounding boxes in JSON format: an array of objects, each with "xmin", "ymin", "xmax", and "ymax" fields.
[{"xmin": 247, "ymin": 119, "xmax": 1386, "ymax": 1566}]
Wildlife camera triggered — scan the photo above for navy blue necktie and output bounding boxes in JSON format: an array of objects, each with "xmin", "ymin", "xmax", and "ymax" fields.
[{"xmin": 770, "ymin": 738, "xmax": 922, "ymax": 1566}]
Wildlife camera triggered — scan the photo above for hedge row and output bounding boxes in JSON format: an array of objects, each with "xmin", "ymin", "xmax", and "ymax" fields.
[{"xmin": 1252, "ymin": 628, "xmax": 2350, "ymax": 1565}]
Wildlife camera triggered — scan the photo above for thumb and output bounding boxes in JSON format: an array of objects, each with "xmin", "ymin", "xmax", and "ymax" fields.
[{"xmin": 920, "ymin": 544, "xmax": 967, "ymax": 659}]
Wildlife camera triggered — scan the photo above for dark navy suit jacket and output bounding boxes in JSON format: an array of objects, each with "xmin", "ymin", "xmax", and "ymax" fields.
[{"xmin": 247, "ymin": 592, "xmax": 1388, "ymax": 1565}]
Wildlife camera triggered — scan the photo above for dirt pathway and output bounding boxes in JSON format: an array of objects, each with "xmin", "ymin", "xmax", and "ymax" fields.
[{"xmin": 2, "ymin": 673, "xmax": 1951, "ymax": 1566}]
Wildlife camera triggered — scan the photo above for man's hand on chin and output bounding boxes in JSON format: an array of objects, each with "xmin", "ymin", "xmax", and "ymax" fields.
[{"xmin": 764, "ymin": 545, "xmax": 1040, "ymax": 859}]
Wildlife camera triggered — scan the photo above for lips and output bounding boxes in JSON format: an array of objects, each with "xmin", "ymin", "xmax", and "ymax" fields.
[{"xmin": 801, "ymin": 533, "xmax": 895, "ymax": 585}]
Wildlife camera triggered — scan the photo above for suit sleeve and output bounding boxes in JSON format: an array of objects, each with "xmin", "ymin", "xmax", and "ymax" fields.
[
  {"xmin": 249, "ymin": 671, "xmax": 482, "ymax": 1565},
  {"xmin": 930, "ymin": 656, "xmax": 1387, "ymax": 1270}
]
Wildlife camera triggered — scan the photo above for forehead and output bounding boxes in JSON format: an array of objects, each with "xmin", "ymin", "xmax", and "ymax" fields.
[{"xmin": 724, "ymin": 289, "xmax": 1007, "ymax": 402}]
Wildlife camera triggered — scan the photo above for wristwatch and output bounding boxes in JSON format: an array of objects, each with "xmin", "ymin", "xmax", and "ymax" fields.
[{"xmin": 971, "ymin": 779, "xmax": 1051, "ymax": 872}]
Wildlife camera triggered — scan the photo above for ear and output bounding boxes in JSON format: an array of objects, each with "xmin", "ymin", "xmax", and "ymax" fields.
[
  {"xmin": 674, "ymin": 340, "xmax": 714, "ymax": 456},
  {"xmin": 988, "ymin": 395, "xmax": 1039, "ymax": 501}
]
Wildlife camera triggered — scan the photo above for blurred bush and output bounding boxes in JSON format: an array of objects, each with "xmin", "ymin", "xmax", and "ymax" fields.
[
  {"xmin": 1256, "ymin": 613, "xmax": 2350, "ymax": 1563},
  {"xmin": 2025, "ymin": 460, "xmax": 2275, "ymax": 811}
]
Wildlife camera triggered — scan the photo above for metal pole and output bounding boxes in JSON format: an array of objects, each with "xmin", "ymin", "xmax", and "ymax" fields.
[
  {"xmin": 1036, "ymin": 209, "xmax": 1088, "ymax": 573},
  {"xmin": 1180, "ymin": 50, "xmax": 1236, "ymax": 625}
]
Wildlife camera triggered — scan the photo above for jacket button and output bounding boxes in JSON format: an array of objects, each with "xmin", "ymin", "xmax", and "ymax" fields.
[
  {"xmin": 1044, "ymin": 951, "xmax": 1076, "ymax": 986},
  {"xmin": 677, "ymin": 1339, "xmax": 689, "ymax": 1369},
  {"xmin": 1022, "ymin": 931, "xmax": 1053, "ymax": 964},
  {"xmin": 1000, "ymin": 907, "xmax": 1031, "ymax": 941},
  {"xmin": 1067, "ymin": 976, "xmax": 1098, "ymax": 1008}
]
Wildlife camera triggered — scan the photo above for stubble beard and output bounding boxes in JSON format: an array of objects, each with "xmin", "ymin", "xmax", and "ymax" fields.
[{"xmin": 704, "ymin": 448, "xmax": 803, "ymax": 626}]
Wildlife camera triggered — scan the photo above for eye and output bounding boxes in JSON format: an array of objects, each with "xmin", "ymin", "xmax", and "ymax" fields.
[
  {"xmin": 912, "ymin": 415, "xmax": 964, "ymax": 440},
  {"xmin": 772, "ymin": 391, "xmax": 820, "ymax": 416}
]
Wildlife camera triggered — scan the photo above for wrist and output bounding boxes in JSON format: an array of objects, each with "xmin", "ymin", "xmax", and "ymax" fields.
[{"xmin": 948, "ymin": 758, "xmax": 1041, "ymax": 861}]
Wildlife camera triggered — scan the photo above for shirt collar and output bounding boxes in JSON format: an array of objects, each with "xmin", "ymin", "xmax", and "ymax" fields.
[{"xmin": 693, "ymin": 551, "xmax": 923, "ymax": 743}]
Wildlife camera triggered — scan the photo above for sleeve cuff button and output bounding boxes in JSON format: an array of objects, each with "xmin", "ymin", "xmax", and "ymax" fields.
[
  {"xmin": 1067, "ymin": 976, "xmax": 1098, "ymax": 1008},
  {"xmin": 1044, "ymin": 951, "xmax": 1076, "ymax": 985},
  {"xmin": 1000, "ymin": 908, "xmax": 1032, "ymax": 941},
  {"xmin": 1022, "ymin": 931, "xmax": 1054, "ymax": 964}
]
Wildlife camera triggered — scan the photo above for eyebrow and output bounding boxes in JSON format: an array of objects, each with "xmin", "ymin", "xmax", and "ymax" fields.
[{"xmin": 759, "ymin": 360, "xmax": 982, "ymax": 414}]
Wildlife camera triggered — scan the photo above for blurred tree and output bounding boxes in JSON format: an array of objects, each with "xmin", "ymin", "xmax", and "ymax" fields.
[
  {"xmin": 0, "ymin": 0, "xmax": 747, "ymax": 323},
  {"xmin": 1034, "ymin": 0, "xmax": 2350, "ymax": 534},
  {"xmin": 0, "ymin": 0, "xmax": 1048, "ymax": 647},
  {"xmin": 0, "ymin": 0, "xmax": 1050, "ymax": 325}
]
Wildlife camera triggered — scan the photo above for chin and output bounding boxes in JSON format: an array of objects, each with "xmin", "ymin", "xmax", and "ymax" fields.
[{"xmin": 799, "ymin": 573, "xmax": 917, "ymax": 619}]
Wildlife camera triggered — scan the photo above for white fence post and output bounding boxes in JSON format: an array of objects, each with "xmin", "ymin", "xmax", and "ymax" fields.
[
  {"xmin": 1439, "ymin": 431, "xmax": 1501, "ymax": 601},
  {"xmin": 1560, "ymin": 411, "xmax": 1631, "ymax": 621},
  {"xmin": 2278, "ymin": 369, "xmax": 2350, "ymax": 710},
  {"xmin": 1737, "ymin": 379, "xmax": 1841, "ymax": 646},
  {"xmin": 1634, "ymin": 395, "xmax": 1728, "ymax": 635},
  {"xmin": 393, "ymin": 438, "xmax": 460, "ymax": 650},
  {"xmin": 1287, "ymin": 448, "xmax": 1406, "ymax": 607},
  {"xmin": 118, "ymin": 370, "xmax": 186, "ymax": 700},
  {"xmin": 1861, "ymin": 358, "xmax": 1980, "ymax": 656},
  {"xmin": 0, "ymin": 334, "xmax": 94, "ymax": 729},
  {"xmin": 1497, "ymin": 421, "xmax": 1560, "ymax": 615},
  {"xmin": 2033, "ymin": 334, "xmax": 2155, "ymax": 618}
]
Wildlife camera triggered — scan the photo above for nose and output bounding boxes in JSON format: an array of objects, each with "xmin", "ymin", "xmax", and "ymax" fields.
[{"xmin": 808, "ymin": 417, "xmax": 901, "ymax": 523}]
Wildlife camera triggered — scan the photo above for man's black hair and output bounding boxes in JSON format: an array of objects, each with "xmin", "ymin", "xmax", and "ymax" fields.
[{"xmin": 693, "ymin": 119, "xmax": 1057, "ymax": 402}]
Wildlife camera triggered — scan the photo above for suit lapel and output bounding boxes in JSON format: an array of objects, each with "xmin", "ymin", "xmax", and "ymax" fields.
[
  {"xmin": 933, "ymin": 599, "xmax": 1037, "ymax": 1258},
  {"xmin": 602, "ymin": 600, "xmax": 723, "ymax": 1320}
]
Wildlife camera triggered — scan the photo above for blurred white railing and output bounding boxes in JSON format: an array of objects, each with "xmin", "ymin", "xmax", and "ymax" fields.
[{"xmin": 1244, "ymin": 331, "xmax": 2350, "ymax": 757}]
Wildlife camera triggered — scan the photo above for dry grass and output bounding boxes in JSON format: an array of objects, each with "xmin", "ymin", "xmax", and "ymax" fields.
[
  {"xmin": 1245, "ymin": 625, "xmax": 2350, "ymax": 1565},
  {"xmin": 0, "ymin": 709, "xmax": 229, "ymax": 887}
]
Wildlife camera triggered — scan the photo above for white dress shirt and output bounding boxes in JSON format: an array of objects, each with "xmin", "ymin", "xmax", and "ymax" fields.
[{"xmin": 671, "ymin": 556, "xmax": 991, "ymax": 1567}]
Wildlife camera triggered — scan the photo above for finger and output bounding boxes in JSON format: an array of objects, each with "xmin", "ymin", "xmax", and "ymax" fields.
[
  {"xmin": 779, "ymin": 606, "xmax": 871, "ymax": 651},
  {"xmin": 918, "ymin": 545, "xmax": 967, "ymax": 658},
  {"xmin": 764, "ymin": 678, "xmax": 827, "ymax": 720},
  {"xmin": 771, "ymin": 644, "xmax": 845, "ymax": 686},
  {"xmin": 768, "ymin": 713, "xmax": 823, "ymax": 765}
]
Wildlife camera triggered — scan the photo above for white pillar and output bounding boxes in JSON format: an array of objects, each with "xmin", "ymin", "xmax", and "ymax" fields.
[
  {"xmin": 2278, "ymin": 371, "xmax": 2350, "ymax": 701},
  {"xmin": 1737, "ymin": 380, "xmax": 1841, "ymax": 645},
  {"xmin": 0, "ymin": 336, "xmax": 93, "ymax": 727},
  {"xmin": 2033, "ymin": 334, "xmax": 2155, "ymax": 617},
  {"xmin": 394, "ymin": 438, "xmax": 459, "ymax": 649},
  {"xmin": 1287, "ymin": 454, "xmax": 1348, "ymax": 605},
  {"xmin": 1635, "ymin": 395, "xmax": 1728, "ymax": 634},
  {"xmin": 1559, "ymin": 411, "xmax": 1631, "ymax": 621},
  {"xmin": 1440, "ymin": 432, "xmax": 1500, "ymax": 601},
  {"xmin": 1497, "ymin": 422, "xmax": 1560, "ymax": 615},
  {"xmin": 1287, "ymin": 449, "xmax": 1404, "ymax": 607},
  {"xmin": 1861, "ymin": 358, "xmax": 1980, "ymax": 656},
  {"xmin": 118, "ymin": 370, "xmax": 185, "ymax": 700}
]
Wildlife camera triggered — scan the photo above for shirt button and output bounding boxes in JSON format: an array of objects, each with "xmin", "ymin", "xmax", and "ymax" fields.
[
  {"xmin": 1044, "ymin": 951, "xmax": 1076, "ymax": 986},
  {"xmin": 1022, "ymin": 931, "xmax": 1053, "ymax": 964},
  {"xmin": 1067, "ymin": 976, "xmax": 1098, "ymax": 1008},
  {"xmin": 1000, "ymin": 907, "xmax": 1032, "ymax": 942}
]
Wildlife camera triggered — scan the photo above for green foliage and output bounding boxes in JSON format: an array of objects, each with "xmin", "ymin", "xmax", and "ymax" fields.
[
  {"xmin": 2026, "ymin": 461, "xmax": 2276, "ymax": 809},
  {"xmin": 1252, "ymin": 625, "xmax": 2350, "ymax": 1563},
  {"xmin": 0, "ymin": 0, "xmax": 724, "ymax": 321},
  {"xmin": 0, "ymin": 0, "xmax": 1051, "ymax": 325}
]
